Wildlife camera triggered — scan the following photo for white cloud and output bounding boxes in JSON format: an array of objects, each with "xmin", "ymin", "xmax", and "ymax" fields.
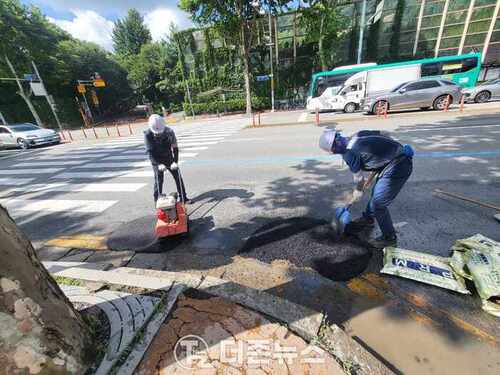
[
  {"xmin": 144, "ymin": 8, "xmax": 191, "ymax": 42},
  {"xmin": 48, "ymin": 10, "xmax": 114, "ymax": 51}
]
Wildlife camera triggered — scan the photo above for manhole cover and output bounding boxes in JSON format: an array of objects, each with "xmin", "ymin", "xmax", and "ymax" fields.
[
  {"xmin": 107, "ymin": 215, "xmax": 187, "ymax": 252},
  {"xmin": 239, "ymin": 217, "xmax": 372, "ymax": 281}
]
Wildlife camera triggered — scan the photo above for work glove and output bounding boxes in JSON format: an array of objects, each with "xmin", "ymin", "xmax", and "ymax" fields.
[
  {"xmin": 170, "ymin": 162, "xmax": 178, "ymax": 171},
  {"xmin": 158, "ymin": 164, "xmax": 166, "ymax": 172}
]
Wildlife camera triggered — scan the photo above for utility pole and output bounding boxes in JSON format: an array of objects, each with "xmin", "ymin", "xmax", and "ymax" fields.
[
  {"xmin": 4, "ymin": 56, "xmax": 43, "ymax": 127},
  {"xmin": 357, "ymin": 0, "xmax": 367, "ymax": 64},
  {"xmin": 268, "ymin": 11, "xmax": 275, "ymax": 112},
  {"xmin": 0, "ymin": 111, "xmax": 7, "ymax": 125},
  {"xmin": 32, "ymin": 61, "xmax": 63, "ymax": 131}
]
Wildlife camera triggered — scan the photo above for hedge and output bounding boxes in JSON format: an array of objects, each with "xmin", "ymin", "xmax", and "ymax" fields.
[{"xmin": 183, "ymin": 97, "xmax": 270, "ymax": 115}]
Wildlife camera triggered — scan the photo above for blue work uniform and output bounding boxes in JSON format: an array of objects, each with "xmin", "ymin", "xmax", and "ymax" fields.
[{"xmin": 342, "ymin": 131, "xmax": 413, "ymax": 237}]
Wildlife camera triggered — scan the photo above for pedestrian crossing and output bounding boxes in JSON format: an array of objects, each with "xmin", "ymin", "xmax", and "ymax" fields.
[{"xmin": 0, "ymin": 123, "xmax": 245, "ymax": 221}]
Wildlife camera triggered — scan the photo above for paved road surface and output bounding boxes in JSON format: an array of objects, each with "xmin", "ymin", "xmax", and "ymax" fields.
[{"xmin": 1, "ymin": 111, "xmax": 499, "ymax": 374}]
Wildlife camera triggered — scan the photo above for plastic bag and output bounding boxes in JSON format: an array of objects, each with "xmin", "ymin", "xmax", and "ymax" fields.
[{"xmin": 381, "ymin": 247, "xmax": 470, "ymax": 294}]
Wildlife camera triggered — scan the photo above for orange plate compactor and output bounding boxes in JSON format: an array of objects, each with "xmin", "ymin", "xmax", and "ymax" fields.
[{"xmin": 155, "ymin": 192, "xmax": 188, "ymax": 238}]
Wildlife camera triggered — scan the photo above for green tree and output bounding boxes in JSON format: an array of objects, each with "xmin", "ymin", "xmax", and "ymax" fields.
[
  {"xmin": 0, "ymin": 0, "xmax": 65, "ymax": 126},
  {"xmin": 112, "ymin": 8, "xmax": 152, "ymax": 56},
  {"xmin": 301, "ymin": 0, "xmax": 349, "ymax": 71},
  {"xmin": 179, "ymin": 0, "xmax": 287, "ymax": 115}
]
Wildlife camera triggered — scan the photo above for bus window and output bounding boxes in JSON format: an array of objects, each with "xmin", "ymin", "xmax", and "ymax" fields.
[
  {"xmin": 312, "ymin": 72, "xmax": 356, "ymax": 97},
  {"xmin": 421, "ymin": 62, "xmax": 442, "ymax": 76},
  {"xmin": 460, "ymin": 57, "xmax": 478, "ymax": 73}
]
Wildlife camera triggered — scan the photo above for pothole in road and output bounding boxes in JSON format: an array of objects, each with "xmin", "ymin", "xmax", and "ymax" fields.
[{"xmin": 239, "ymin": 217, "xmax": 373, "ymax": 281}]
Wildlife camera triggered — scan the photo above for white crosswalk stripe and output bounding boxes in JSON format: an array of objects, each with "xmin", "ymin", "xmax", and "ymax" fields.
[
  {"xmin": 1, "ymin": 122, "xmax": 246, "ymax": 218},
  {"xmin": 2, "ymin": 199, "xmax": 117, "ymax": 213},
  {"xmin": 0, "ymin": 177, "xmax": 35, "ymax": 185},
  {"xmin": 0, "ymin": 168, "xmax": 63, "ymax": 175},
  {"xmin": 2, "ymin": 183, "xmax": 146, "ymax": 194},
  {"xmin": 14, "ymin": 161, "xmax": 87, "ymax": 167}
]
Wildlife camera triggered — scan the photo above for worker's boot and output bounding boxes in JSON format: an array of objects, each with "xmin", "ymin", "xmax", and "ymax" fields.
[{"xmin": 368, "ymin": 234, "xmax": 397, "ymax": 249}]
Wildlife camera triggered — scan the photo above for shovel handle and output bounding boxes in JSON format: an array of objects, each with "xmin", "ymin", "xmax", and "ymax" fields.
[{"xmin": 434, "ymin": 189, "xmax": 500, "ymax": 211}]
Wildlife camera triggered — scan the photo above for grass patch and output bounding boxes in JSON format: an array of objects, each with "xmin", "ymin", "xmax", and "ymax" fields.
[{"xmin": 54, "ymin": 276, "xmax": 84, "ymax": 286}]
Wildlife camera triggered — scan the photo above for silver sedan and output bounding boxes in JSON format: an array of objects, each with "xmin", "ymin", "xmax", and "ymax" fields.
[
  {"xmin": 462, "ymin": 78, "xmax": 500, "ymax": 103},
  {"xmin": 363, "ymin": 79, "xmax": 462, "ymax": 114},
  {"xmin": 0, "ymin": 123, "xmax": 60, "ymax": 149}
]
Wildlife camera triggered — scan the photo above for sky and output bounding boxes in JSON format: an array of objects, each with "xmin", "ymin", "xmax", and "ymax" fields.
[{"xmin": 21, "ymin": 0, "xmax": 193, "ymax": 51}]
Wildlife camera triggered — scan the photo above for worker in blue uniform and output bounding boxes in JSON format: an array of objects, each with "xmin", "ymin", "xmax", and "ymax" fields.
[{"xmin": 319, "ymin": 130, "xmax": 414, "ymax": 249}]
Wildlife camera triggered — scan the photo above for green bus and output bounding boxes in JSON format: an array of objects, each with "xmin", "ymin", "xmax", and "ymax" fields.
[{"xmin": 307, "ymin": 52, "xmax": 482, "ymax": 102}]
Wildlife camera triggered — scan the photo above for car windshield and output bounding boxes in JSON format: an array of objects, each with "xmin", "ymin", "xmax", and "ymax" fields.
[
  {"xmin": 391, "ymin": 82, "xmax": 407, "ymax": 92},
  {"xmin": 10, "ymin": 124, "xmax": 40, "ymax": 132}
]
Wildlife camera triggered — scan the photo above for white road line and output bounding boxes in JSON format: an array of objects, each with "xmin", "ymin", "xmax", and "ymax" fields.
[
  {"xmin": 179, "ymin": 147, "xmax": 208, "ymax": 151},
  {"xmin": 0, "ymin": 177, "xmax": 35, "ymax": 185},
  {"xmin": 53, "ymin": 170, "xmax": 153, "ymax": 179},
  {"xmin": 298, "ymin": 112, "xmax": 308, "ymax": 122},
  {"xmin": 2, "ymin": 182, "xmax": 146, "ymax": 194},
  {"xmin": 178, "ymin": 137, "xmax": 225, "ymax": 142},
  {"xmin": 103, "ymin": 155, "xmax": 146, "ymax": 160},
  {"xmin": 2, "ymin": 199, "xmax": 117, "ymax": 213},
  {"xmin": 25, "ymin": 154, "xmax": 109, "ymax": 160},
  {"xmin": 13, "ymin": 161, "xmax": 87, "ymax": 167},
  {"xmin": 178, "ymin": 141, "xmax": 218, "ymax": 147},
  {"xmin": 0, "ymin": 168, "xmax": 63, "ymax": 175},
  {"xmin": 79, "ymin": 161, "xmax": 149, "ymax": 168}
]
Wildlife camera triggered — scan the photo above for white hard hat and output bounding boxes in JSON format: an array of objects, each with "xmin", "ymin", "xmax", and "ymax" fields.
[
  {"xmin": 148, "ymin": 114, "xmax": 166, "ymax": 134},
  {"xmin": 319, "ymin": 130, "xmax": 337, "ymax": 153}
]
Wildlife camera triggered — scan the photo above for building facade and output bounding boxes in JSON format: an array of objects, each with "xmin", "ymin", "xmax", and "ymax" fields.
[{"xmin": 176, "ymin": 0, "xmax": 500, "ymax": 101}]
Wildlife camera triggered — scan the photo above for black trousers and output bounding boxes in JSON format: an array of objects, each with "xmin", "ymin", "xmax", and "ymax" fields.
[{"xmin": 153, "ymin": 165, "xmax": 187, "ymax": 202}]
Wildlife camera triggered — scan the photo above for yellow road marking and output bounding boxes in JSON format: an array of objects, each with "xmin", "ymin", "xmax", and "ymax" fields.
[{"xmin": 46, "ymin": 235, "xmax": 108, "ymax": 251}]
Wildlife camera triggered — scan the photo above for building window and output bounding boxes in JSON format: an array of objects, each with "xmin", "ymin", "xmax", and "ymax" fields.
[
  {"xmin": 471, "ymin": 6, "xmax": 496, "ymax": 22},
  {"xmin": 468, "ymin": 20, "xmax": 492, "ymax": 34}
]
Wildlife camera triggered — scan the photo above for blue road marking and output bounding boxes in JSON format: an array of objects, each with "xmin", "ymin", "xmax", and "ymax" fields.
[{"xmin": 183, "ymin": 149, "xmax": 500, "ymax": 166}]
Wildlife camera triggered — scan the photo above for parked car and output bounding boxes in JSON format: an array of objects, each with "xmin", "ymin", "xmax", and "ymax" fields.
[
  {"xmin": 0, "ymin": 123, "xmax": 60, "ymax": 149},
  {"xmin": 462, "ymin": 78, "xmax": 500, "ymax": 103},
  {"xmin": 363, "ymin": 79, "xmax": 462, "ymax": 114}
]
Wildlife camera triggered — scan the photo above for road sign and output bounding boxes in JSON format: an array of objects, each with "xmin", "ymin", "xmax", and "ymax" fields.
[
  {"xmin": 30, "ymin": 82, "xmax": 47, "ymax": 96},
  {"xmin": 23, "ymin": 73, "xmax": 38, "ymax": 82},
  {"xmin": 256, "ymin": 75, "xmax": 270, "ymax": 81},
  {"xmin": 93, "ymin": 79, "xmax": 106, "ymax": 87},
  {"xmin": 77, "ymin": 84, "xmax": 86, "ymax": 94}
]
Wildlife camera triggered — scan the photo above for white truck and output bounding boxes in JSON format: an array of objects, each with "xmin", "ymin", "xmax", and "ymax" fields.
[{"xmin": 307, "ymin": 65, "xmax": 421, "ymax": 113}]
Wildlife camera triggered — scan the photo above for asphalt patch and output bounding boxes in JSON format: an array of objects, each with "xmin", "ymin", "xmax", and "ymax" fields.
[
  {"xmin": 107, "ymin": 215, "xmax": 188, "ymax": 253},
  {"xmin": 239, "ymin": 217, "xmax": 372, "ymax": 281}
]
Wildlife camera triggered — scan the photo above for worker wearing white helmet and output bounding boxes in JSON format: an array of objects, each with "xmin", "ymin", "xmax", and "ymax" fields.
[{"xmin": 144, "ymin": 114, "xmax": 190, "ymax": 203}]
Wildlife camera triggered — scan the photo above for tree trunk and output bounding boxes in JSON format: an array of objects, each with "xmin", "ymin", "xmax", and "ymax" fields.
[
  {"xmin": 241, "ymin": 22, "xmax": 252, "ymax": 115},
  {"xmin": 319, "ymin": 15, "xmax": 327, "ymax": 71},
  {"xmin": 0, "ymin": 205, "xmax": 92, "ymax": 374}
]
